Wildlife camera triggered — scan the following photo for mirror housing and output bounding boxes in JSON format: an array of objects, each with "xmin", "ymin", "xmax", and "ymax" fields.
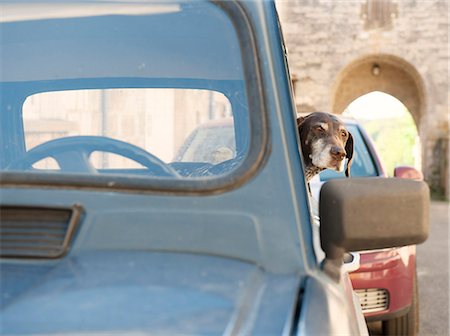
[
  {"xmin": 319, "ymin": 178, "xmax": 429, "ymax": 263},
  {"xmin": 394, "ymin": 165, "xmax": 424, "ymax": 180}
]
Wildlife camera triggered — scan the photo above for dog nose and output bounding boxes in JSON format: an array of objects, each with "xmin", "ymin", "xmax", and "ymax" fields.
[{"xmin": 330, "ymin": 146, "xmax": 346, "ymax": 160}]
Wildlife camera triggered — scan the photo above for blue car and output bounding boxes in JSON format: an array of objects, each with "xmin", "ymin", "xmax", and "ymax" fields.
[{"xmin": 0, "ymin": 1, "xmax": 429, "ymax": 335}]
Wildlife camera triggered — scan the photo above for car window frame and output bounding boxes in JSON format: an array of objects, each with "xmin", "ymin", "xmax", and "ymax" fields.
[{"xmin": 0, "ymin": 1, "xmax": 270, "ymax": 195}]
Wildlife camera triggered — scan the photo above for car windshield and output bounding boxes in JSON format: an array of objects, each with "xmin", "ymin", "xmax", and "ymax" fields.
[
  {"xmin": 318, "ymin": 124, "xmax": 378, "ymax": 181},
  {"xmin": 0, "ymin": 1, "xmax": 251, "ymax": 183}
]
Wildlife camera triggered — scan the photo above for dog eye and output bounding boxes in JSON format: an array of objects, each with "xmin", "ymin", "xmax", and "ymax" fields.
[{"xmin": 315, "ymin": 125, "xmax": 325, "ymax": 133}]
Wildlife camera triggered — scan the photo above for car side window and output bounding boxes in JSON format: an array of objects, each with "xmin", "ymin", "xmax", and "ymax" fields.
[
  {"xmin": 23, "ymin": 89, "xmax": 236, "ymax": 174},
  {"xmin": 1, "ymin": 1, "xmax": 260, "ymax": 188}
]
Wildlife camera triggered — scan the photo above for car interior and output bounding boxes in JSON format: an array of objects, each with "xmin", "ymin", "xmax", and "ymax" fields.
[{"xmin": 0, "ymin": 2, "xmax": 251, "ymax": 181}]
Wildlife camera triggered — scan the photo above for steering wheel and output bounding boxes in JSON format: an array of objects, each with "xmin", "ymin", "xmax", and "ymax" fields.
[
  {"xmin": 7, "ymin": 136, "xmax": 180, "ymax": 177},
  {"xmin": 195, "ymin": 152, "xmax": 245, "ymax": 176}
]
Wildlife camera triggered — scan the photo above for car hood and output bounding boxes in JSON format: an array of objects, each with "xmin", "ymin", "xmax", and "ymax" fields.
[{"xmin": 1, "ymin": 251, "xmax": 300, "ymax": 335}]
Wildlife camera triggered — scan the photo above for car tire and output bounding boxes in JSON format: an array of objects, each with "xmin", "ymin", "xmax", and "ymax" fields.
[{"xmin": 382, "ymin": 270, "xmax": 419, "ymax": 336}]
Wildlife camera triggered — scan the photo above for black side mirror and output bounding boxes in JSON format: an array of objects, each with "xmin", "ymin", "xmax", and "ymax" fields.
[{"xmin": 319, "ymin": 177, "xmax": 429, "ymax": 279}]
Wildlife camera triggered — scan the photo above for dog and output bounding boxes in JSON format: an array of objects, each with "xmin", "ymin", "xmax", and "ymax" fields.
[{"xmin": 297, "ymin": 112, "xmax": 354, "ymax": 182}]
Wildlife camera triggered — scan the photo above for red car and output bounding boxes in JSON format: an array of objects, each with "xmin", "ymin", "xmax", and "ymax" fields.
[{"xmin": 310, "ymin": 118, "xmax": 423, "ymax": 335}]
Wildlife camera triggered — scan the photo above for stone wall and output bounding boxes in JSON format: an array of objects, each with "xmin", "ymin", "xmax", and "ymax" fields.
[{"xmin": 277, "ymin": 0, "xmax": 449, "ymax": 197}]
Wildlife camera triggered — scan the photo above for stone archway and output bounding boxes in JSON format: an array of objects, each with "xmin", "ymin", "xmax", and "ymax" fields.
[
  {"xmin": 331, "ymin": 54, "xmax": 425, "ymax": 128},
  {"xmin": 330, "ymin": 54, "xmax": 434, "ymax": 179}
]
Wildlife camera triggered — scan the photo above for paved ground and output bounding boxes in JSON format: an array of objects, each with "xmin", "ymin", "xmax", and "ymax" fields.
[
  {"xmin": 416, "ymin": 201, "xmax": 449, "ymax": 336},
  {"xmin": 368, "ymin": 201, "xmax": 449, "ymax": 336}
]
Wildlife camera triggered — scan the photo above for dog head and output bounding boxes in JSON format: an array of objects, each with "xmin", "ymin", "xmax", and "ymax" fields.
[{"xmin": 297, "ymin": 112, "xmax": 354, "ymax": 180}]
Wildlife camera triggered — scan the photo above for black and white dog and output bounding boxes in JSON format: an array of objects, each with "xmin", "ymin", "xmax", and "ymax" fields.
[{"xmin": 297, "ymin": 112, "xmax": 354, "ymax": 183}]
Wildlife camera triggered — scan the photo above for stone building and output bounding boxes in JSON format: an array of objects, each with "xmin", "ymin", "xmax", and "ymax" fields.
[{"xmin": 277, "ymin": 0, "xmax": 449, "ymax": 197}]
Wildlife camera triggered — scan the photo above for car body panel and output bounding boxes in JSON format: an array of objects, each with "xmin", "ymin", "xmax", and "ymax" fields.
[
  {"xmin": 1, "ymin": 252, "xmax": 300, "ymax": 334},
  {"xmin": 350, "ymin": 246, "xmax": 416, "ymax": 320},
  {"xmin": 298, "ymin": 274, "xmax": 368, "ymax": 336}
]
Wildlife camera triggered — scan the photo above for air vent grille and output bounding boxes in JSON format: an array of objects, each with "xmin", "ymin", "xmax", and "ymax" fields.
[
  {"xmin": 0, "ymin": 205, "xmax": 82, "ymax": 258},
  {"xmin": 355, "ymin": 288, "xmax": 389, "ymax": 314}
]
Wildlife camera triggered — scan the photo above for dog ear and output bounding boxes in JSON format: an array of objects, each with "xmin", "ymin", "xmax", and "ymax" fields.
[
  {"xmin": 345, "ymin": 131, "xmax": 354, "ymax": 178},
  {"xmin": 296, "ymin": 116, "xmax": 307, "ymax": 144},
  {"xmin": 296, "ymin": 116, "xmax": 305, "ymax": 128}
]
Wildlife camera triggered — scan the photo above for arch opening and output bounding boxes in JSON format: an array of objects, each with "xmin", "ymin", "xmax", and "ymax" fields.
[
  {"xmin": 331, "ymin": 54, "xmax": 429, "ymax": 178},
  {"xmin": 331, "ymin": 54, "xmax": 425, "ymax": 128},
  {"xmin": 343, "ymin": 91, "xmax": 421, "ymax": 176}
]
